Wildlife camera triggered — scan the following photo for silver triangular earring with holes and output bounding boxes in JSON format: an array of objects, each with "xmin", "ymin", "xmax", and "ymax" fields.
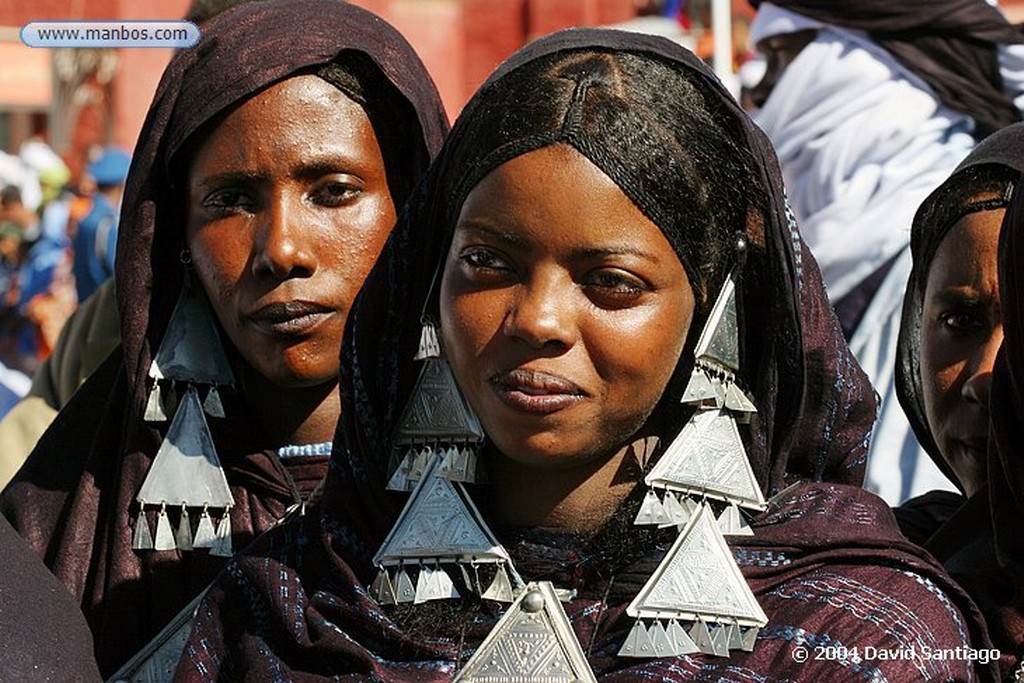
[
  {"xmin": 388, "ymin": 320, "xmax": 485, "ymax": 490},
  {"xmin": 620, "ymin": 503, "xmax": 767, "ymax": 659},
  {"xmin": 145, "ymin": 257, "xmax": 234, "ymax": 423},
  {"xmin": 373, "ymin": 456, "xmax": 517, "ymax": 605}
]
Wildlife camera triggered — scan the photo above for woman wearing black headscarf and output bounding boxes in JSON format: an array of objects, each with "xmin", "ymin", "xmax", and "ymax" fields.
[
  {"xmin": 894, "ymin": 123, "xmax": 1024, "ymax": 678},
  {"xmin": 176, "ymin": 29, "xmax": 994, "ymax": 681},
  {"xmin": 895, "ymin": 122, "xmax": 1024, "ymax": 546},
  {"xmin": 0, "ymin": 0, "xmax": 447, "ymax": 676}
]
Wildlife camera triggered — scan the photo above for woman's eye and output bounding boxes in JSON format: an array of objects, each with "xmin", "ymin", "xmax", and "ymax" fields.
[
  {"xmin": 202, "ymin": 188, "xmax": 255, "ymax": 213},
  {"xmin": 939, "ymin": 310, "xmax": 984, "ymax": 333},
  {"xmin": 585, "ymin": 270, "xmax": 647, "ymax": 306},
  {"xmin": 459, "ymin": 248, "xmax": 511, "ymax": 272},
  {"xmin": 311, "ymin": 180, "xmax": 361, "ymax": 207}
]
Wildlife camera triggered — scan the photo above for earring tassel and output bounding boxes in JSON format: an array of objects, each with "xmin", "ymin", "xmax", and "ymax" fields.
[
  {"xmin": 414, "ymin": 322, "xmax": 441, "ymax": 360},
  {"xmin": 203, "ymin": 385, "xmax": 225, "ymax": 418},
  {"xmin": 371, "ymin": 569, "xmax": 396, "ymax": 605},
  {"xmin": 153, "ymin": 505, "xmax": 176, "ymax": 551},
  {"xmin": 210, "ymin": 511, "xmax": 233, "ymax": 557},
  {"xmin": 193, "ymin": 508, "xmax": 217, "ymax": 548},
  {"xmin": 618, "ymin": 621, "xmax": 655, "ymax": 658},
  {"xmin": 175, "ymin": 506, "xmax": 193, "ymax": 551},
  {"xmin": 132, "ymin": 508, "xmax": 153, "ymax": 550},
  {"xmin": 394, "ymin": 567, "xmax": 416, "ymax": 603},
  {"xmin": 144, "ymin": 383, "xmax": 166, "ymax": 422},
  {"xmin": 481, "ymin": 564, "xmax": 514, "ymax": 603}
]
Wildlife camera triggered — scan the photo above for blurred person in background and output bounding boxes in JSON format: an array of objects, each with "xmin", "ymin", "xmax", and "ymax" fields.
[{"xmin": 71, "ymin": 147, "xmax": 129, "ymax": 303}]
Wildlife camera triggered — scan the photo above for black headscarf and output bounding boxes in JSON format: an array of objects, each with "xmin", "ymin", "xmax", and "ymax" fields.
[
  {"xmin": 751, "ymin": 0, "xmax": 1024, "ymax": 138},
  {"xmin": 1, "ymin": 0, "xmax": 448, "ymax": 676},
  {"xmin": 895, "ymin": 121, "xmax": 1024, "ymax": 488}
]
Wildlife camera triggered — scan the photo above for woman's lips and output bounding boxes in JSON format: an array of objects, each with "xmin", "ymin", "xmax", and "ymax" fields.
[
  {"xmin": 489, "ymin": 369, "xmax": 586, "ymax": 415},
  {"xmin": 247, "ymin": 301, "xmax": 335, "ymax": 336}
]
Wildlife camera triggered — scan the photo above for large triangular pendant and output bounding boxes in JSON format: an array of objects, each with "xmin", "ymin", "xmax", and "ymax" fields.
[
  {"xmin": 626, "ymin": 503, "xmax": 767, "ymax": 628},
  {"xmin": 693, "ymin": 269, "xmax": 739, "ymax": 372},
  {"xmin": 393, "ymin": 357, "xmax": 484, "ymax": 445},
  {"xmin": 149, "ymin": 287, "xmax": 234, "ymax": 386},
  {"xmin": 455, "ymin": 582, "xmax": 597, "ymax": 683},
  {"xmin": 136, "ymin": 386, "xmax": 235, "ymax": 509},
  {"xmin": 374, "ymin": 457, "xmax": 508, "ymax": 567},
  {"xmin": 646, "ymin": 409, "xmax": 766, "ymax": 512}
]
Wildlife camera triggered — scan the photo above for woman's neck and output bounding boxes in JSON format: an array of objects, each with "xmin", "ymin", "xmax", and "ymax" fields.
[
  {"xmin": 487, "ymin": 436, "xmax": 659, "ymax": 533},
  {"xmin": 239, "ymin": 365, "xmax": 340, "ymax": 446}
]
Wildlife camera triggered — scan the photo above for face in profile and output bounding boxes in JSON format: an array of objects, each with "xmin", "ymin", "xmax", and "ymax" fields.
[
  {"xmin": 920, "ymin": 206, "xmax": 1004, "ymax": 497},
  {"xmin": 440, "ymin": 144, "xmax": 694, "ymax": 468},
  {"xmin": 745, "ymin": 29, "xmax": 818, "ymax": 110},
  {"xmin": 186, "ymin": 74, "xmax": 396, "ymax": 389}
]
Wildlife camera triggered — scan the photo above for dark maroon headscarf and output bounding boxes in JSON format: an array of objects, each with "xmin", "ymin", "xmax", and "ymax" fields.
[
  {"xmin": 751, "ymin": 0, "xmax": 1024, "ymax": 138},
  {"xmin": 175, "ymin": 28, "xmax": 996, "ymax": 682},
  {"xmin": 0, "ymin": 0, "xmax": 447, "ymax": 677}
]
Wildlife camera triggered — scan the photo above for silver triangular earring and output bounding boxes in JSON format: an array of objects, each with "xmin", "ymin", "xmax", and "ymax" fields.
[
  {"xmin": 373, "ymin": 455, "xmax": 517, "ymax": 605},
  {"xmin": 624, "ymin": 237, "xmax": 768, "ymax": 660},
  {"xmin": 145, "ymin": 253, "xmax": 234, "ymax": 423},
  {"xmin": 635, "ymin": 237, "xmax": 764, "ymax": 521},
  {"xmin": 134, "ymin": 253, "xmax": 236, "ymax": 556},
  {"xmin": 620, "ymin": 503, "xmax": 767, "ymax": 658},
  {"xmin": 455, "ymin": 582, "xmax": 598, "ymax": 683},
  {"xmin": 388, "ymin": 320, "xmax": 485, "ymax": 491},
  {"xmin": 133, "ymin": 386, "xmax": 235, "ymax": 554}
]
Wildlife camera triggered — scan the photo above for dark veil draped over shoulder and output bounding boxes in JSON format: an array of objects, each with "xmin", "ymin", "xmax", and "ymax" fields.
[
  {"xmin": 177, "ymin": 29, "xmax": 996, "ymax": 682},
  {"xmin": 0, "ymin": 0, "xmax": 447, "ymax": 676}
]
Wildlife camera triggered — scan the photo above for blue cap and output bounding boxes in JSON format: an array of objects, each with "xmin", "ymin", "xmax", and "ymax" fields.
[{"xmin": 87, "ymin": 148, "xmax": 131, "ymax": 186}]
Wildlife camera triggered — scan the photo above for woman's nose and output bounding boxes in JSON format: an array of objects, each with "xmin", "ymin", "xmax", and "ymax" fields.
[
  {"xmin": 251, "ymin": 192, "xmax": 316, "ymax": 279},
  {"xmin": 502, "ymin": 272, "xmax": 576, "ymax": 350},
  {"xmin": 962, "ymin": 326, "xmax": 1004, "ymax": 406}
]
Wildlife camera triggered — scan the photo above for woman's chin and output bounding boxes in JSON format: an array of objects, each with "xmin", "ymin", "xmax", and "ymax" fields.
[
  {"xmin": 486, "ymin": 431, "xmax": 606, "ymax": 470},
  {"xmin": 246, "ymin": 361, "xmax": 340, "ymax": 391}
]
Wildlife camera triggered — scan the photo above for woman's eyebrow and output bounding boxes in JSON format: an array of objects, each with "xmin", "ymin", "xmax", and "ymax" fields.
[
  {"xmin": 193, "ymin": 170, "xmax": 264, "ymax": 190},
  {"xmin": 574, "ymin": 244, "xmax": 661, "ymax": 261},
  {"xmin": 454, "ymin": 222, "xmax": 528, "ymax": 248},
  {"xmin": 292, "ymin": 155, "xmax": 368, "ymax": 181}
]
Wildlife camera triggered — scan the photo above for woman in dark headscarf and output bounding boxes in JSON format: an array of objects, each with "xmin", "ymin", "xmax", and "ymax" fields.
[
  {"xmin": 895, "ymin": 122, "xmax": 1024, "ymax": 548},
  {"xmin": 0, "ymin": 0, "xmax": 447, "ymax": 676},
  {"xmin": 176, "ymin": 29, "xmax": 994, "ymax": 681},
  {"xmin": 895, "ymin": 132, "xmax": 1024, "ymax": 678}
]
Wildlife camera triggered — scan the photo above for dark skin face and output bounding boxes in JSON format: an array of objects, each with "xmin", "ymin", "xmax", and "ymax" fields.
[
  {"xmin": 744, "ymin": 29, "xmax": 818, "ymax": 109},
  {"xmin": 185, "ymin": 74, "xmax": 396, "ymax": 444},
  {"xmin": 920, "ymin": 206, "xmax": 1004, "ymax": 498},
  {"xmin": 186, "ymin": 75, "xmax": 396, "ymax": 391},
  {"xmin": 440, "ymin": 144, "xmax": 693, "ymax": 528}
]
